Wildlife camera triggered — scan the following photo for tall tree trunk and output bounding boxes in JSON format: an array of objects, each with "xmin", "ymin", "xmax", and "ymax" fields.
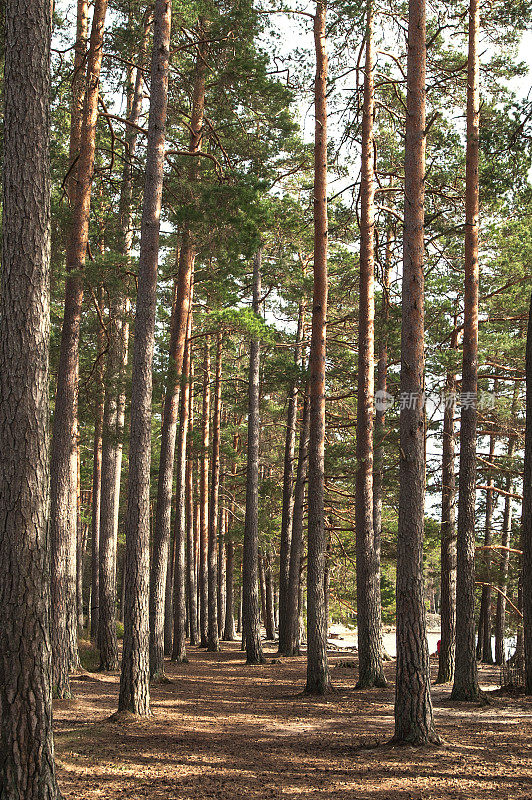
[
  {"xmin": 187, "ymin": 362, "xmax": 199, "ymax": 645},
  {"xmin": 306, "ymin": 0, "xmax": 330, "ymax": 695},
  {"xmin": 0, "ymin": 1, "xmax": 59, "ymax": 793},
  {"xmin": 393, "ymin": 0, "xmax": 439, "ymax": 745},
  {"xmin": 51, "ymin": 0, "xmax": 97, "ymax": 699},
  {"xmin": 436, "ymin": 327, "xmax": 458, "ymax": 684},
  {"xmin": 207, "ymin": 333, "xmax": 223, "ymax": 651},
  {"xmin": 452, "ymin": 0, "xmax": 481, "ymax": 702},
  {"xmin": 172, "ymin": 310, "xmax": 193, "ymax": 664},
  {"xmin": 218, "ymin": 501, "xmax": 227, "ymax": 638},
  {"xmin": 478, "ymin": 428, "xmax": 495, "ymax": 663},
  {"xmin": 223, "ymin": 450, "xmax": 239, "ymax": 641},
  {"xmin": 164, "ymin": 527, "xmax": 174, "ymax": 656},
  {"xmin": 278, "ymin": 302, "xmax": 306, "ymax": 654},
  {"xmin": 355, "ymin": 0, "xmax": 385, "ymax": 690},
  {"xmin": 522, "ymin": 292, "xmax": 532, "ymax": 694},
  {"xmin": 99, "ymin": 22, "xmax": 147, "ymax": 670},
  {"xmin": 90, "ymin": 286, "xmax": 106, "ymax": 640},
  {"xmin": 243, "ymin": 251, "xmax": 265, "ymax": 664},
  {"xmin": 287, "ymin": 393, "xmax": 311, "ymax": 656},
  {"xmin": 264, "ymin": 550, "xmax": 276, "ymax": 641},
  {"xmin": 259, "ymin": 550, "xmax": 267, "ymax": 627},
  {"xmin": 117, "ymin": 0, "xmax": 171, "ymax": 717},
  {"xmin": 150, "ymin": 42, "xmax": 205, "ymax": 676},
  {"xmin": 199, "ymin": 337, "xmax": 211, "ymax": 647},
  {"xmin": 495, "ymin": 382, "xmax": 519, "ymax": 664}
]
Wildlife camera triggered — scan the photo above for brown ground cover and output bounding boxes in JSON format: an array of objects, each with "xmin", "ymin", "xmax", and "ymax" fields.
[{"xmin": 53, "ymin": 642, "xmax": 532, "ymax": 799}]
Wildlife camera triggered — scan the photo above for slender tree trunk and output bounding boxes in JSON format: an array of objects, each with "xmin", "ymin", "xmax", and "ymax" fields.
[
  {"xmin": 99, "ymin": 23, "xmax": 146, "ymax": 670},
  {"xmin": 259, "ymin": 551, "xmax": 267, "ymax": 627},
  {"xmin": 164, "ymin": 527, "xmax": 174, "ymax": 656},
  {"xmin": 0, "ymin": 2, "xmax": 59, "ymax": 793},
  {"xmin": 478, "ymin": 430, "xmax": 495, "ymax": 663},
  {"xmin": 495, "ymin": 383, "xmax": 519, "ymax": 664},
  {"xmin": 393, "ymin": 0, "xmax": 439, "ymax": 745},
  {"xmin": 355, "ymin": 0, "xmax": 385, "ymax": 690},
  {"xmin": 452, "ymin": 0, "xmax": 481, "ymax": 702},
  {"xmin": 218, "ymin": 502, "xmax": 227, "ymax": 638},
  {"xmin": 243, "ymin": 251, "xmax": 265, "ymax": 665},
  {"xmin": 172, "ymin": 311, "xmax": 193, "ymax": 664},
  {"xmin": 51, "ymin": 0, "xmax": 96, "ymax": 699},
  {"xmin": 223, "ymin": 451, "xmax": 239, "ymax": 641},
  {"xmin": 150, "ymin": 45, "xmax": 205, "ymax": 677},
  {"xmin": 187, "ymin": 363, "xmax": 199, "ymax": 645},
  {"xmin": 199, "ymin": 338, "xmax": 211, "ymax": 647},
  {"xmin": 117, "ymin": 0, "xmax": 171, "ymax": 717},
  {"xmin": 287, "ymin": 393, "xmax": 311, "ymax": 656},
  {"xmin": 207, "ymin": 333, "xmax": 223, "ymax": 651},
  {"xmin": 436, "ymin": 329, "xmax": 458, "ymax": 684},
  {"xmin": 306, "ymin": 0, "xmax": 330, "ymax": 695},
  {"xmin": 278, "ymin": 302, "xmax": 306, "ymax": 653},
  {"xmin": 90, "ymin": 287, "xmax": 106, "ymax": 640},
  {"xmin": 522, "ymin": 292, "xmax": 532, "ymax": 694},
  {"xmin": 264, "ymin": 550, "xmax": 276, "ymax": 641}
]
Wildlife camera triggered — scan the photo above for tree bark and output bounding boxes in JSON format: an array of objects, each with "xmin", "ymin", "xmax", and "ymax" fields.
[
  {"xmin": 223, "ymin": 449, "xmax": 239, "ymax": 641},
  {"xmin": 208, "ymin": 333, "xmax": 223, "ymax": 651},
  {"xmin": 243, "ymin": 250, "xmax": 265, "ymax": 664},
  {"xmin": 117, "ymin": 0, "xmax": 171, "ymax": 717},
  {"xmin": 0, "ymin": 2, "xmax": 59, "ymax": 795},
  {"xmin": 522, "ymin": 292, "xmax": 532, "ymax": 694},
  {"xmin": 172, "ymin": 310, "xmax": 193, "ymax": 664},
  {"xmin": 452, "ymin": 0, "xmax": 481, "ymax": 702},
  {"xmin": 393, "ymin": 0, "xmax": 439, "ymax": 745},
  {"xmin": 495, "ymin": 382, "xmax": 519, "ymax": 664},
  {"xmin": 199, "ymin": 337, "xmax": 211, "ymax": 647},
  {"xmin": 355, "ymin": 0, "xmax": 386, "ymax": 690},
  {"xmin": 278, "ymin": 302, "xmax": 306, "ymax": 654},
  {"xmin": 478, "ymin": 430, "xmax": 495, "ymax": 663},
  {"xmin": 306, "ymin": 0, "xmax": 330, "ymax": 695},
  {"xmin": 218, "ymin": 503, "xmax": 227, "ymax": 638},
  {"xmin": 90, "ymin": 286, "xmax": 106, "ymax": 641},
  {"xmin": 287, "ymin": 393, "xmax": 311, "ymax": 656},
  {"xmin": 264, "ymin": 550, "xmax": 276, "ymax": 641},
  {"xmin": 187, "ymin": 362, "xmax": 199, "ymax": 645},
  {"xmin": 436, "ymin": 328, "xmax": 458, "ymax": 684},
  {"xmin": 99, "ymin": 20, "xmax": 147, "ymax": 671}
]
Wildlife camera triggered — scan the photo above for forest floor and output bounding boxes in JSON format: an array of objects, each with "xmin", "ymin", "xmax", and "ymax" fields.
[{"xmin": 53, "ymin": 640, "xmax": 532, "ymax": 800}]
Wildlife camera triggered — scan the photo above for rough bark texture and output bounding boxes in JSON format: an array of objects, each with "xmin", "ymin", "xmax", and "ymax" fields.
[
  {"xmin": 217, "ymin": 503, "xmax": 227, "ymax": 638},
  {"xmin": 243, "ymin": 251, "xmax": 265, "ymax": 665},
  {"xmin": 223, "ymin": 453, "xmax": 239, "ymax": 641},
  {"xmin": 306, "ymin": 0, "xmax": 330, "ymax": 695},
  {"xmin": 264, "ymin": 550, "xmax": 276, "ymax": 641},
  {"xmin": 0, "ymin": 3, "xmax": 59, "ymax": 796},
  {"xmin": 187, "ymin": 364, "xmax": 199, "ymax": 645},
  {"xmin": 171, "ymin": 311, "xmax": 193, "ymax": 664},
  {"xmin": 199, "ymin": 338, "xmax": 211, "ymax": 647},
  {"xmin": 207, "ymin": 333, "xmax": 223, "ymax": 651},
  {"xmin": 522, "ymin": 292, "xmax": 532, "ymax": 695},
  {"xmin": 452, "ymin": 0, "xmax": 481, "ymax": 703},
  {"xmin": 278, "ymin": 303, "xmax": 306, "ymax": 654},
  {"xmin": 51, "ymin": 0, "xmax": 97, "ymax": 698},
  {"xmin": 393, "ymin": 0, "xmax": 439, "ymax": 745},
  {"xmin": 355, "ymin": 1, "xmax": 385, "ymax": 690},
  {"xmin": 286, "ymin": 394, "xmax": 311, "ymax": 657},
  {"xmin": 99, "ymin": 23, "xmax": 146, "ymax": 670},
  {"xmin": 478, "ymin": 432, "xmax": 495, "ymax": 664},
  {"xmin": 118, "ymin": 0, "xmax": 171, "ymax": 716},
  {"xmin": 436, "ymin": 338, "xmax": 457, "ymax": 685}
]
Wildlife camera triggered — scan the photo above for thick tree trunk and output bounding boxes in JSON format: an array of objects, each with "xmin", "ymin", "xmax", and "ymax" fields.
[
  {"xmin": 51, "ymin": 0, "xmax": 99, "ymax": 699},
  {"xmin": 207, "ymin": 333, "xmax": 223, "ymax": 651},
  {"xmin": 90, "ymin": 287, "xmax": 106, "ymax": 641},
  {"xmin": 436, "ymin": 334, "xmax": 458, "ymax": 684},
  {"xmin": 495, "ymin": 383, "xmax": 519, "ymax": 664},
  {"xmin": 117, "ymin": 0, "xmax": 171, "ymax": 717},
  {"xmin": 99, "ymin": 24, "xmax": 146, "ymax": 671},
  {"xmin": 287, "ymin": 393, "xmax": 311, "ymax": 657},
  {"xmin": 0, "ymin": 3, "xmax": 59, "ymax": 794},
  {"xmin": 452, "ymin": 0, "xmax": 481, "ymax": 703},
  {"xmin": 199, "ymin": 338, "xmax": 211, "ymax": 647},
  {"xmin": 278, "ymin": 302, "xmax": 306, "ymax": 653},
  {"xmin": 306, "ymin": 0, "xmax": 330, "ymax": 695},
  {"xmin": 243, "ymin": 251, "xmax": 265, "ymax": 664},
  {"xmin": 172, "ymin": 314, "xmax": 193, "ymax": 664},
  {"xmin": 393, "ymin": 0, "xmax": 439, "ymax": 745},
  {"xmin": 522, "ymin": 292, "xmax": 532, "ymax": 694},
  {"xmin": 355, "ymin": 1, "xmax": 386, "ymax": 690}
]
